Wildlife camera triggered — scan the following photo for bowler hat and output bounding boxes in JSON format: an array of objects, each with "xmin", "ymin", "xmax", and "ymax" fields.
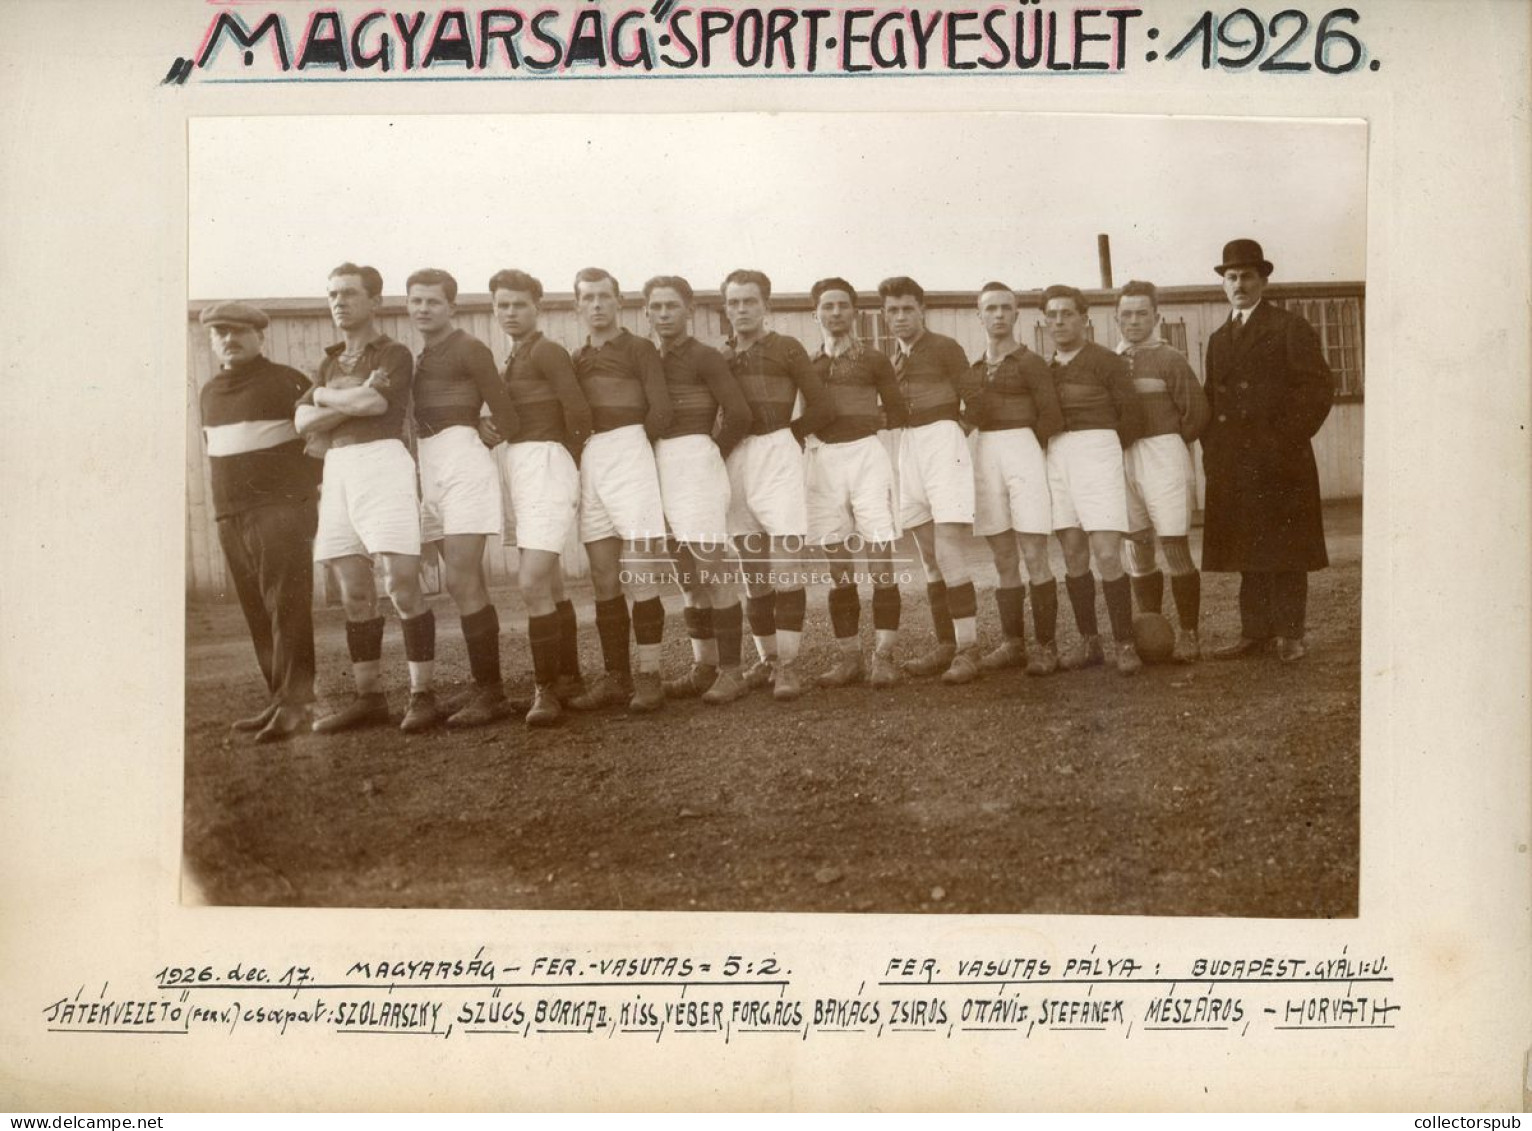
[
  {"xmin": 1214, "ymin": 239, "xmax": 1274, "ymax": 278},
  {"xmin": 199, "ymin": 301, "xmax": 270, "ymax": 330}
]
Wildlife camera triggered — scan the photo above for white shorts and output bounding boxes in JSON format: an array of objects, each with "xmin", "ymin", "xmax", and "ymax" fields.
[
  {"xmin": 805, "ymin": 434, "xmax": 900, "ymax": 544},
  {"xmin": 579, "ymin": 424, "xmax": 666, "ymax": 544},
  {"xmin": 972, "ymin": 427, "xmax": 1052, "ymax": 537},
  {"xmin": 656, "ymin": 433, "xmax": 731, "ymax": 544},
  {"xmin": 725, "ymin": 429, "xmax": 808, "ymax": 538},
  {"xmin": 496, "ymin": 440, "xmax": 579, "ymax": 554},
  {"xmin": 1046, "ymin": 429, "xmax": 1129, "ymax": 533},
  {"xmin": 1124, "ymin": 433, "xmax": 1195, "ymax": 538},
  {"xmin": 418, "ymin": 425, "xmax": 503, "ymax": 543},
  {"xmin": 314, "ymin": 438, "xmax": 421, "ymax": 561},
  {"xmin": 899, "ymin": 419, "xmax": 975, "ymax": 528}
]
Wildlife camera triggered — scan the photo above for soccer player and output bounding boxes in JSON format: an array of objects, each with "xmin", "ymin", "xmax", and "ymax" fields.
[
  {"xmin": 482, "ymin": 268, "xmax": 593, "ymax": 725},
  {"xmin": 565, "ymin": 267, "xmax": 675, "ymax": 713},
  {"xmin": 295, "ymin": 264, "xmax": 435, "ymax": 733},
  {"xmin": 1041, "ymin": 284, "xmax": 1145, "ymax": 675},
  {"xmin": 407, "ymin": 268, "xmax": 521, "ymax": 727},
  {"xmin": 642, "ymin": 276, "xmax": 755, "ymax": 706},
  {"xmin": 805, "ymin": 278, "xmax": 908, "ymax": 689},
  {"xmin": 963, "ymin": 282, "xmax": 1067, "ymax": 675},
  {"xmin": 879, "ymin": 277, "xmax": 985, "ymax": 685},
  {"xmin": 1114, "ymin": 280, "xmax": 1211, "ymax": 662},
  {"xmin": 197, "ymin": 301, "xmax": 321, "ymax": 743},
  {"xmin": 719, "ymin": 268, "xmax": 835, "ymax": 702}
]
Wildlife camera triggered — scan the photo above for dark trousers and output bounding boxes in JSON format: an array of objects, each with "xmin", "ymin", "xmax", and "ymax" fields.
[
  {"xmin": 217, "ymin": 502, "xmax": 319, "ymax": 707},
  {"xmin": 1238, "ymin": 570, "xmax": 1309, "ymax": 641}
]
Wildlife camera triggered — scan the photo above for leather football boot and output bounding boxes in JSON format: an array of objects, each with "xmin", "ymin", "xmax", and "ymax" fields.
[
  {"xmin": 902, "ymin": 642, "xmax": 956, "ymax": 678},
  {"xmin": 1058, "ymin": 634, "xmax": 1105, "ymax": 671},
  {"xmin": 312, "ymin": 692, "xmax": 391, "ymax": 735}
]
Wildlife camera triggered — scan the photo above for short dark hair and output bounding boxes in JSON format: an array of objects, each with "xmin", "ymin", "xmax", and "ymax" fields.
[
  {"xmin": 488, "ymin": 268, "xmax": 543, "ymax": 302},
  {"xmin": 643, "ymin": 275, "xmax": 694, "ymax": 304},
  {"xmin": 574, "ymin": 267, "xmax": 620, "ymax": 299},
  {"xmin": 877, "ymin": 276, "xmax": 925, "ymax": 305},
  {"xmin": 977, "ymin": 280, "xmax": 1016, "ymax": 301},
  {"xmin": 1041, "ymin": 284, "xmax": 1088, "ymax": 315},
  {"xmin": 329, "ymin": 262, "xmax": 383, "ymax": 298},
  {"xmin": 811, "ymin": 277, "xmax": 857, "ymax": 306},
  {"xmin": 1117, "ymin": 279, "xmax": 1158, "ymax": 309},
  {"xmin": 721, "ymin": 268, "xmax": 771, "ymax": 303},
  {"xmin": 406, "ymin": 268, "xmax": 458, "ymax": 303}
]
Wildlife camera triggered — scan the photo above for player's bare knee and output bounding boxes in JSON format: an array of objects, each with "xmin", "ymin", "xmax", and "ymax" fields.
[
  {"xmin": 1018, "ymin": 536, "xmax": 1052, "ymax": 584},
  {"xmin": 1058, "ymin": 528, "xmax": 1090, "ymax": 576},
  {"xmin": 1090, "ymin": 531, "xmax": 1124, "ymax": 579}
]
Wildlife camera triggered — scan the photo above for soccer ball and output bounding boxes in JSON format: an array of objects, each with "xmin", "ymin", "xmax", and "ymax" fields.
[{"xmin": 1132, "ymin": 613, "xmax": 1176, "ymax": 664}]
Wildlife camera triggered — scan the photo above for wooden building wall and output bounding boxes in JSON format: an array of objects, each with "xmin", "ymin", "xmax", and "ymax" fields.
[{"xmin": 187, "ymin": 283, "xmax": 1363, "ymax": 600}]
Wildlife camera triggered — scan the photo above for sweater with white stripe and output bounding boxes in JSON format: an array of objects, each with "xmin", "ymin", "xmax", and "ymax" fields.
[{"xmin": 199, "ymin": 355, "xmax": 321, "ymax": 518}]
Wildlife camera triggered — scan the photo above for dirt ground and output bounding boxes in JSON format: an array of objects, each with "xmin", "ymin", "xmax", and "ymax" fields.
[{"xmin": 184, "ymin": 500, "xmax": 1361, "ymax": 917}]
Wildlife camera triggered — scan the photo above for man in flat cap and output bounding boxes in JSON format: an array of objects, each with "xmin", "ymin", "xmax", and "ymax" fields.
[
  {"xmin": 1202, "ymin": 239, "xmax": 1335, "ymax": 662},
  {"xmin": 197, "ymin": 301, "xmax": 322, "ymax": 742}
]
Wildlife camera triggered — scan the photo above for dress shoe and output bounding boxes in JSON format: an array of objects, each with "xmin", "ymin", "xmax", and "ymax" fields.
[
  {"xmin": 902, "ymin": 642, "xmax": 956, "ymax": 678},
  {"xmin": 701, "ymin": 668, "xmax": 748, "ymax": 706},
  {"xmin": 568, "ymin": 672, "xmax": 633, "ymax": 711},
  {"xmin": 772, "ymin": 659, "xmax": 804, "ymax": 701},
  {"xmin": 816, "ymin": 652, "xmax": 865, "ymax": 688},
  {"xmin": 941, "ymin": 645, "xmax": 984, "ymax": 685},
  {"xmin": 1025, "ymin": 641, "xmax": 1059, "ymax": 676},
  {"xmin": 867, "ymin": 649, "xmax": 900, "ymax": 689},
  {"xmin": 1115, "ymin": 640, "xmax": 1143, "ymax": 676},
  {"xmin": 741, "ymin": 657, "xmax": 775, "ymax": 690},
  {"xmin": 232, "ymin": 703, "xmax": 278, "ymax": 732},
  {"xmin": 254, "ymin": 704, "xmax": 311, "ymax": 744},
  {"xmin": 629, "ymin": 672, "xmax": 666, "ymax": 713},
  {"xmin": 400, "ymin": 690, "xmax": 443, "ymax": 733},
  {"xmin": 1173, "ymin": 629, "xmax": 1202, "ymax": 663},
  {"xmin": 978, "ymin": 638, "xmax": 1027, "ymax": 671},
  {"xmin": 1212, "ymin": 636, "xmax": 1267, "ymax": 660},
  {"xmin": 312, "ymin": 692, "xmax": 390, "ymax": 735},
  {"xmin": 1274, "ymin": 636, "xmax": 1308, "ymax": 663},
  {"xmin": 446, "ymin": 685, "xmax": 514, "ymax": 728},
  {"xmin": 525, "ymin": 684, "xmax": 561, "ymax": 727},
  {"xmin": 1058, "ymin": 634, "xmax": 1105, "ymax": 671},
  {"xmin": 663, "ymin": 663, "xmax": 716, "ymax": 699}
]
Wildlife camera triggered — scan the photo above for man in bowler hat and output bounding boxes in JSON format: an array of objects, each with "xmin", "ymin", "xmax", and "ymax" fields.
[
  {"xmin": 1201, "ymin": 239, "xmax": 1335, "ymax": 662},
  {"xmin": 197, "ymin": 301, "xmax": 322, "ymax": 739}
]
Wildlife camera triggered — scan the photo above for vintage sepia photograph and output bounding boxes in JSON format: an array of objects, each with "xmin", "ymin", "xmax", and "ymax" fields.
[{"xmin": 183, "ymin": 111, "xmax": 1365, "ymax": 917}]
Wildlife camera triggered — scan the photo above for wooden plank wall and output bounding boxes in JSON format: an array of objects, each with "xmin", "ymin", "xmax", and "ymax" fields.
[{"xmin": 188, "ymin": 286, "xmax": 1363, "ymax": 599}]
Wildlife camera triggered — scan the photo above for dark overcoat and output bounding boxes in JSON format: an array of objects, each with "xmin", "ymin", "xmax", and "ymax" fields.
[{"xmin": 1200, "ymin": 300, "xmax": 1335, "ymax": 572}]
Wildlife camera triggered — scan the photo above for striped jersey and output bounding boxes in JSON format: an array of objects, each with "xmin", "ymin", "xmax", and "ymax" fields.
[
  {"xmin": 890, "ymin": 330, "xmax": 967, "ymax": 428},
  {"xmin": 809, "ymin": 342, "xmax": 908, "ymax": 444},
  {"xmin": 721, "ymin": 331, "xmax": 833, "ymax": 441},
  {"xmin": 414, "ymin": 328, "xmax": 518, "ymax": 438},
  {"xmin": 571, "ymin": 328, "xmax": 673, "ymax": 438},
  {"xmin": 962, "ymin": 344, "xmax": 1065, "ymax": 441},
  {"xmin": 1119, "ymin": 339, "xmax": 1210, "ymax": 443},
  {"xmin": 1050, "ymin": 341, "xmax": 1144, "ymax": 445},
  {"xmin": 657, "ymin": 335, "xmax": 753, "ymax": 454},
  {"xmin": 501, "ymin": 330, "xmax": 592, "ymax": 456},
  {"xmin": 199, "ymin": 356, "xmax": 320, "ymax": 519}
]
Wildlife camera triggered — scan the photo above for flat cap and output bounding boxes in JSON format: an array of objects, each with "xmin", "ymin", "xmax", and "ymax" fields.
[{"xmin": 199, "ymin": 301, "xmax": 270, "ymax": 329}]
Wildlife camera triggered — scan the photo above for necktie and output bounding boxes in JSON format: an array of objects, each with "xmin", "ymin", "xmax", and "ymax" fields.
[{"xmin": 1232, "ymin": 313, "xmax": 1245, "ymax": 343}]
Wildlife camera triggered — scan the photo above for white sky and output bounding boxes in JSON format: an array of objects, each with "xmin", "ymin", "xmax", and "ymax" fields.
[{"xmin": 189, "ymin": 112, "xmax": 1366, "ymax": 300}]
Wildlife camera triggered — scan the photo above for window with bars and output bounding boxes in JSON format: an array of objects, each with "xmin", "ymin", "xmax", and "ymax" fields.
[
  {"xmin": 1159, "ymin": 318, "xmax": 1189, "ymax": 355},
  {"xmin": 1279, "ymin": 296, "xmax": 1365, "ymax": 398}
]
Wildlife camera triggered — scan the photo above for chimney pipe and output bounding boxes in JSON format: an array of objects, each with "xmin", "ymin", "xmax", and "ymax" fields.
[{"xmin": 1097, "ymin": 234, "xmax": 1113, "ymax": 290}]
